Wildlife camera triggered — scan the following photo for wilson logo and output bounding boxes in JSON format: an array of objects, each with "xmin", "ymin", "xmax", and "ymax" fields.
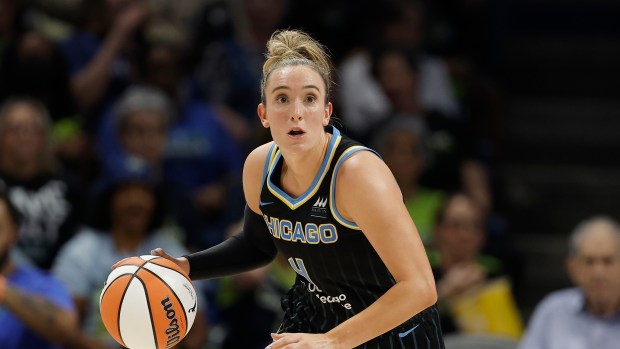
[{"xmin": 161, "ymin": 297, "xmax": 181, "ymax": 348}]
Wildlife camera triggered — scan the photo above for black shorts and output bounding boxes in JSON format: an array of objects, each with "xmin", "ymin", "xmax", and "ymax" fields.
[{"xmin": 279, "ymin": 301, "xmax": 445, "ymax": 349}]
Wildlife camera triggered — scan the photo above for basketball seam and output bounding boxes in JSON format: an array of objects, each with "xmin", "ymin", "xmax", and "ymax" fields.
[
  {"xmin": 134, "ymin": 276, "xmax": 160, "ymax": 349},
  {"xmin": 115, "ymin": 277, "xmax": 133, "ymax": 348},
  {"xmin": 141, "ymin": 266, "xmax": 190, "ymax": 336},
  {"xmin": 148, "ymin": 257, "xmax": 192, "ymax": 282}
]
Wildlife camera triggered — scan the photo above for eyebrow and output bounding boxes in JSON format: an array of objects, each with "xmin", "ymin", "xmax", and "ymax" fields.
[{"xmin": 271, "ymin": 85, "xmax": 321, "ymax": 94}]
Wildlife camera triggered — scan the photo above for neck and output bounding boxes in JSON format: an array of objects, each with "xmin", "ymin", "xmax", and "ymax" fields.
[
  {"xmin": 0, "ymin": 159, "xmax": 40, "ymax": 180},
  {"xmin": 586, "ymin": 297, "xmax": 620, "ymax": 318},
  {"xmin": 280, "ymin": 133, "xmax": 330, "ymax": 197}
]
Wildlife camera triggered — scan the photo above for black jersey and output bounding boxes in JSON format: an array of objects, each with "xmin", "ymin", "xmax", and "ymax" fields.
[{"xmin": 259, "ymin": 126, "xmax": 444, "ymax": 348}]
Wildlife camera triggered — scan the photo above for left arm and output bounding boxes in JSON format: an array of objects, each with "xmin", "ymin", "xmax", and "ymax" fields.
[
  {"xmin": 0, "ymin": 275, "xmax": 79, "ymax": 344},
  {"xmin": 271, "ymin": 151, "xmax": 437, "ymax": 349}
]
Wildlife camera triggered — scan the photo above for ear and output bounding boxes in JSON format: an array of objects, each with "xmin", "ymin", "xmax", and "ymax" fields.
[
  {"xmin": 257, "ymin": 103, "xmax": 269, "ymax": 128},
  {"xmin": 323, "ymin": 102, "xmax": 333, "ymax": 126}
]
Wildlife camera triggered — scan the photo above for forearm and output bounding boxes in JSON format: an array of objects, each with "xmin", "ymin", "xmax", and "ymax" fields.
[
  {"xmin": 186, "ymin": 205, "xmax": 277, "ymax": 279},
  {"xmin": 326, "ymin": 279, "xmax": 437, "ymax": 348},
  {"xmin": 71, "ymin": 27, "xmax": 128, "ymax": 109},
  {"xmin": 0, "ymin": 280, "xmax": 78, "ymax": 344}
]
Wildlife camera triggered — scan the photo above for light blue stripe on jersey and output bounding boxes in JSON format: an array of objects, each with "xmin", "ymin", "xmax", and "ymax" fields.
[
  {"xmin": 261, "ymin": 142, "xmax": 278, "ymax": 183},
  {"xmin": 329, "ymin": 145, "xmax": 379, "ymax": 229},
  {"xmin": 267, "ymin": 127, "xmax": 342, "ymax": 210}
]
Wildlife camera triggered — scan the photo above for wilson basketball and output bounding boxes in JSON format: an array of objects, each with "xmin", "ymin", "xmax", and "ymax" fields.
[{"xmin": 99, "ymin": 255, "xmax": 198, "ymax": 349}]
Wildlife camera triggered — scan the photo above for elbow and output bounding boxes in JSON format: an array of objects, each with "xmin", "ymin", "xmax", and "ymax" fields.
[
  {"xmin": 421, "ymin": 277, "xmax": 438, "ymax": 308},
  {"xmin": 406, "ymin": 277, "xmax": 438, "ymax": 313}
]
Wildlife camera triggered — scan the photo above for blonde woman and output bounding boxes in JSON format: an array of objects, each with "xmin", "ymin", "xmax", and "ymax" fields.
[{"xmin": 145, "ymin": 29, "xmax": 443, "ymax": 348}]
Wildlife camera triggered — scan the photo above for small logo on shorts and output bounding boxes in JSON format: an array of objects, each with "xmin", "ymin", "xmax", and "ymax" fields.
[{"xmin": 398, "ymin": 324, "xmax": 420, "ymax": 338}]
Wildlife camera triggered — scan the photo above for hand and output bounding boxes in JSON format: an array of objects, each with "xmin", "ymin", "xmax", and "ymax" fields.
[
  {"xmin": 150, "ymin": 248, "xmax": 191, "ymax": 276},
  {"xmin": 437, "ymin": 262, "xmax": 486, "ymax": 300},
  {"xmin": 267, "ymin": 332, "xmax": 337, "ymax": 349},
  {"xmin": 114, "ymin": 0, "xmax": 148, "ymax": 34},
  {"xmin": 110, "ymin": 249, "xmax": 190, "ymax": 276}
]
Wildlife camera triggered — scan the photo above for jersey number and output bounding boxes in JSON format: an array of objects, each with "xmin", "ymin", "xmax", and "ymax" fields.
[{"xmin": 288, "ymin": 257, "xmax": 316, "ymax": 286}]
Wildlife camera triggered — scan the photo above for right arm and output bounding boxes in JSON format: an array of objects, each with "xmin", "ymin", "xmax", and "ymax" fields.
[{"xmin": 151, "ymin": 143, "xmax": 276, "ymax": 279}]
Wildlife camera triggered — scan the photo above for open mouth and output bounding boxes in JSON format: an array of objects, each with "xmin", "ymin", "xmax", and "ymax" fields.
[{"xmin": 288, "ymin": 128, "xmax": 305, "ymax": 136}]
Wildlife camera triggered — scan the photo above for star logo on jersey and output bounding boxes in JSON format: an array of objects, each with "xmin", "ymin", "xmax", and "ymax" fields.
[{"xmin": 311, "ymin": 197, "xmax": 328, "ymax": 218}]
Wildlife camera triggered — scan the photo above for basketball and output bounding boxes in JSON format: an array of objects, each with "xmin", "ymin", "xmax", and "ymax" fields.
[{"xmin": 99, "ymin": 255, "xmax": 198, "ymax": 349}]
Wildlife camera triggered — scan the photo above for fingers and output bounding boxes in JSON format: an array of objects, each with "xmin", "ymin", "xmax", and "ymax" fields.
[
  {"xmin": 150, "ymin": 247, "xmax": 165, "ymax": 257},
  {"xmin": 267, "ymin": 333, "xmax": 298, "ymax": 349}
]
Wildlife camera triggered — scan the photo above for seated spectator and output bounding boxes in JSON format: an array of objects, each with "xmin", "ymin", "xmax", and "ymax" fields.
[
  {"xmin": 134, "ymin": 41, "xmax": 246, "ymax": 249},
  {"xmin": 52, "ymin": 174, "xmax": 207, "ymax": 349},
  {"xmin": 518, "ymin": 216, "xmax": 620, "ymax": 349},
  {"xmin": 96, "ymin": 84, "xmax": 173, "ymax": 187},
  {"xmin": 371, "ymin": 117, "xmax": 446, "ymax": 244},
  {"xmin": 0, "ymin": 97, "xmax": 83, "ymax": 270},
  {"xmin": 0, "ymin": 191, "xmax": 78, "ymax": 349},
  {"xmin": 430, "ymin": 192, "xmax": 522, "ymax": 338},
  {"xmin": 339, "ymin": 0, "xmax": 459, "ymax": 140},
  {"xmin": 370, "ymin": 45, "xmax": 490, "ymax": 207}
]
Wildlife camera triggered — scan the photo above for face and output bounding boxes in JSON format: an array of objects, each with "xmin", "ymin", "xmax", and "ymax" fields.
[
  {"xmin": 120, "ymin": 110, "xmax": 168, "ymax": 167},
  {"xmin": 435, "ymin": 195, "xmax": 485, "ymax": 263},
  {"xmin": 111, "ymin": 183, "xmax": 156, "ymax": 236},
  {"xmin": 382, "ymin": 130, "xmax": 424, "ymax": 185},
  {"xmin": 0, "ymin": 102, "xmax": 46, "ymax": 165},
  {"xmin": 567, "ymin": 227, "xmax": 620, "ymax": 311},
  {"xmin": 258, "ymin": 65, "xmax": 332, "ymax": 152},
  {"xmin": 0, "ymin": 200, "xmax": 18, "ymax": 260},
  {"xmin": 376, "ymin": 52, "xmax": 419, "ymax": 104},
  {"xmin": 145, "ymin": 46, "xmax": 180, "ymax": 99}
]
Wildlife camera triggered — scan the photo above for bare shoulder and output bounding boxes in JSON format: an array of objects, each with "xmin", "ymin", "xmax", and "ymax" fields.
[
  {"xmin": 336, "ymin": 149, "xmax": 392, "ymax": 187},
  {"xmin": 335, "ymin": 149, "xmax": 402, "ymax": 220},
  {"xmin": 243, "ymin": 141, "xmax": 275, "ymax": 212}
]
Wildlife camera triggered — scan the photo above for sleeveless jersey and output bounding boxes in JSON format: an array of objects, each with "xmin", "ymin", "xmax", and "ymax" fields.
[{"xmin": 259, "ymin": 126, "xmax": 444, "ymax": 348}]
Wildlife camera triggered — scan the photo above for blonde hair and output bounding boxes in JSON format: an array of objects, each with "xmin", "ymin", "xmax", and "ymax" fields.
[{"xmin": 261, "ymin": 29, "xmax": 333, "ymax": 104}]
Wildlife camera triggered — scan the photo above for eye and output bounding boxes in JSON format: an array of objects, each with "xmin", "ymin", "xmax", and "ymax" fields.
[
  {"xmin": 276, "ymin": 95, "xmax": 288, "ymax": 104},
  {"xmin": 305, "ymin": 95, "xmax": 317, "ymax": 103}
]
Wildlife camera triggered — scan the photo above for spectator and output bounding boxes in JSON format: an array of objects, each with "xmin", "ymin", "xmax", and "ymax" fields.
[
  {"xmin": 430, "ymin": 192, "xmax": 522, "ymax": 338},
  {"xmin": 135, "ymin": 41, "xmax": 246, "ymax": 249},
  {"xmin": 96, "ymin": 84, "xmax": 173, "ymax": 186},
  {"xmin": 370, "ymin": 46, "xmax": 491, "ymax": 211},
  {"xmin": 52, "ymin": 174, "xmax": 207, "ymax": 349},
  {"xmin": 95, "ymin": 84, "xmax": 199, "ymax": 247},
  {"xmin": 0, "ymin": 28, "xmax": 76, "ymax": 122},
  {"xmin": 518, "ymin": 216, "xmax": 620, "ymax": 349},
  {"xmin": 371, "ymin": 117, "xmax": 445, "ymax": 244},
  {"xmin": 339, "ymin": 0, "xmax": 459, "ymax": 140},
  {"xmin": 194, "ymin": 0, "xmax": 290, "ymax": 148},
  {"xmin": 0, "ymin": 97, "xmax": 83, "ymax": 270},
  {"xmin": 0, "ymin": 191, "xmax": 78, "ymax": 349},
  {"xmin": 59, "ymin": 0, "xmax": 148, "ymax": 131}
]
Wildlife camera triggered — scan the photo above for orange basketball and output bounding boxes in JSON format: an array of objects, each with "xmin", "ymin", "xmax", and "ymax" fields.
[{"xmin": 99, "ymin": 255, "xmax": 198, "ymax": 349}]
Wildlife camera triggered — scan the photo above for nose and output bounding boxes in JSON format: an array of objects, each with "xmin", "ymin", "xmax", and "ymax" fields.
[{"xmin": 291, "ymin": 100, "xmax": 303, "ymax": 121}]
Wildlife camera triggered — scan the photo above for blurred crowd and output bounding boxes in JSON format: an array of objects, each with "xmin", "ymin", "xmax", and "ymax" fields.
[{"xmin": 0, "ymin": 0, "xmax": 618, "ymax": 349}]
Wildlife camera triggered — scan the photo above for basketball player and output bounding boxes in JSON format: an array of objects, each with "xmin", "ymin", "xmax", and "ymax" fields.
[{"xmin": 146, "ymin": 29, "xmax": 444, "ymax": 348}]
